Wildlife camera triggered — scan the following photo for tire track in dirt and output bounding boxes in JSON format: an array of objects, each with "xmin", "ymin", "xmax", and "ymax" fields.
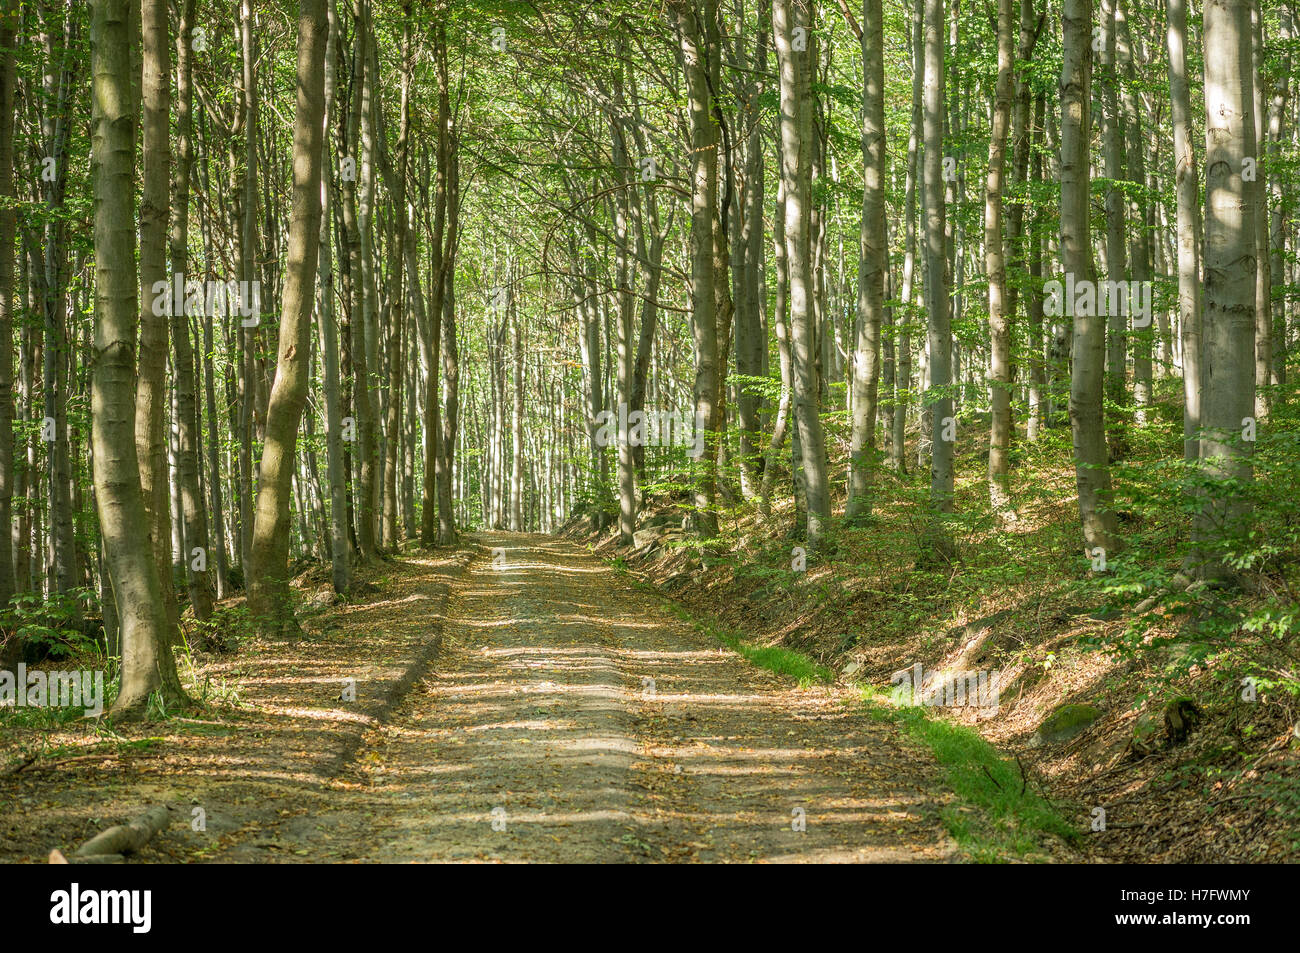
[{"xmin": 287, "ymin": 533, "xmax": 957, "ymax": 863}]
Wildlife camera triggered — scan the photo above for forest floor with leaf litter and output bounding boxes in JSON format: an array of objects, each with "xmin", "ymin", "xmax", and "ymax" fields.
[{"xmin": 0, "ymin": 534, "xmax": 1071, "ymax": 863}]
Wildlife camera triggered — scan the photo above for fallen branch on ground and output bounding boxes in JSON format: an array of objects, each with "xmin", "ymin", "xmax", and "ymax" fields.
[
  {"xmin": 51, "ymin": 804, "xmax": 174, "ymax": 864},
  {"xmin": 4, "ymin": 750, "xmax": 153, "ymax": 779},
  {"xmin": 48, "ymin": 849, "xmax": 125, "ymax": 864},
  {"xmin": 0, "ymin": 755, "xmax": 37, "ymax": 779}
]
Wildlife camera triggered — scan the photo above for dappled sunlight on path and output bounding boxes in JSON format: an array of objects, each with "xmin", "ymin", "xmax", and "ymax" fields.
[{"xmin": 276, "ymin": 533, "xmax": 956, "ymax": 863}]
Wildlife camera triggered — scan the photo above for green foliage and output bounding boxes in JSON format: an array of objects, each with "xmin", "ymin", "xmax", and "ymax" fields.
[
  {"xmin": 182, "ymin": 605, "xmax": 253, "ymax": 655},
  {"xmin": 2, "ymin": 732, "xmax": 162, "ymax": 772},
  {"xmin": 864, "ymin": 690, "xmax": 1079, "ymax": 861},
  {"xmin": 0, "ymin": 588, "xmax": 99, "ymax": 660},
  {"xmin": 665, "ymin": 603, "xmax": 833, "ymax": 687},
  {"xmin": 1081, "ymin": 397, "xmax": 1300, "ymax": 708}
]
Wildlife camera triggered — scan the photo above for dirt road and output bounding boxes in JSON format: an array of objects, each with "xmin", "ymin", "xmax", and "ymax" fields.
[{"xmin": 271, "ymin": 534, "xmax": 957, "ymax": 863}]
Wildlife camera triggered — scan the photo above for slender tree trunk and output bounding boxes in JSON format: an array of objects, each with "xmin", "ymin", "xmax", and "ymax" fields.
[
  {"xmin": 986, "ymin": 0, "xmax": 1015, "ymax": 517},
  {"xmin": 202, "ymin": 296, "xmax": 230, "ymax": 599},
  {"xmin": 845, "ymin": 0, "xmax": 886, "ymax": 523},
  {"xmin": 382, "ymin": 83, "xmax": 409, "ymax": 551},
  {"xmin": 1197, "ymin": 0, "xmax": 1257, "ymax": 581},
  {"xmin": 320, "ymin": 0, "xmax": 348, "ymax": 591},
  {"xmin": 1267, "ymin": 5, "xmax": 1291, "ymax": 390},
  {"xmin": 16, "ymin": 272, "xmax": 32, "ymax": 597},
  {"xmin": 1118, "ymin": 1, "xmax": 1153, "ymax": 422},
  {"xmin": 137, "ymin": 0, "xmax": 177, "ymax": 632},
  {"xmin": 707, "ymin": 4, "xmax": 735, "ymax": 497},
  {"xmin": 247, "ymin": 0, "xmax": 328, "ymax": 637},
  {"xmin": 894, "ymin": 0, "xmax": 922, "ymax": 474},
  {"xmin": 1169, "ymin": 0, "xmax": 1203, "ymax": 462},
  {"xmin": 0, "ymin": 0, "xmax": 17, "ymax": 629},
  {"xmin": 1009, "ymin": 0, "xmax": 1043, "ymax": 440},
  {"xmin": 169, "ymin": 0, "xmax": 213, "ymax": 621},
  {"xmin": 1100, "ymin": 0, "xmax": 1129, "ymax": 430},
  {"xmin": 759, "ymin": 174, "xmax": 794, "ymax": 515},
  {"xmin": 733, "ymin": 0, "xmax": 767, "ymax": 500},
  {"xmin": 774, "ymin": 0, "xmax": 830, "ymax": 547},
  {"xmin": 610, "ymin": 65, "xmax": 636, "ymax": 545},
  {"xmin": 675, "ymin": 0, "xmax": 721, "ymax": 538},
  {"xmin": 237, "ymin": 0, "xmax": 259, "ymax": 578},
  {"xmin": 923, "ymin": 0, "xmax": 954, "ymax": 519},
  {"xmin": 510, "ymin": 309, "xmax": 525, "ymax": 533},
  {"xmin": 1062, "ymin": 0, "xmax": 1119, "ymax": 557},
  {"xmin": 35, "ymin": 8, "xmax": 78, "ymax": 602},
  {"xmin": 354, "ymin": 8, "xmax": 380, "ymax": 559},
  {"xmin": 1251, "ymin": 1, "xmax": 1271, "ymax": 417},
  {"xmin": 92, "ymin": 0, "xmax": 185, "ymax": 716},
  {"xmin": 436, "ymin": 134, "xmax": 460, "ymax": 546},
  {"xmin": 1027, "ymin": 91, "xmax": 1047, "ymax": 439},
  {"xmin": 420, "ymin": 30, "xmax": 450, "ymax": 547}
]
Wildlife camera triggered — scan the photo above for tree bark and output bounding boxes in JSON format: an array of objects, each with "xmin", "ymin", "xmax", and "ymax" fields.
[
  {"xmin": 675, "ymin": 0, "xmax": 722, "ymax": 538},
  {"xmin": 894, "ymin": 0, "xmax": 923, "ymax": 474},
  {"xmin": 1062, "ymin": 0, "xmax": 1120, "ymax": 556},
  {"xmin": 1119, "ymin": 0, "xmax": 1153, "ymax": 422},
  {"xmin": 1100, "ymin": 0, "xmax": 1128, "ymax": 422},
  {"xmin": 420, "ymin": 27, "xmax": 451, "ymax": 548},
  {"xmin": 610, "ymin": 70, "xmax": 636, "ymax": 545},
  {"xmin": 774, "ymin": 0, "xmax": 830, "ymax": 548},
  {"xmin": 237, "ymin": 0, "xmax": 259, "ymax": 578},
  {"xmin": 845, "ymin": 0, "xmax": 886, "ymax": 523},
  {"xmin": 923, "ymin": 0, "xmax": 954, "ymax": 520},
  {"xmin": 732, "ymin": 0, "xmax": 768, "ymax": 501},
  {"xmin": 1168, "ymin": 0, "xmax": 1203, "ymax": 462},
  {"xmin": 1250, "ymin": 1, "xmax": 1272, "ymax": 417},
  {"xmin": 319, "ymin": 0, "xmax": 349, "ymax": 591},
  {"xmin": 1267, "ymin": 5, "xmax": 1291, "ymax": 390},
  {"xmin": 1009, "ymin": 0, "xmax": 1043, "ymax": 440},
  {"xmin": 1197, "ymin": 0, "xmax": 1257, "ymax": 580},
  {"xmin": 436, "ymin": 133, "xmax": 460, "ymax": 547},
  {"xmin": 136, "ymin": 0, "xmax": 177, "ymax": 633},
  {"xmin": 247, "ymin": 0, "xmax": 328, "ymax": 638},
  {"xmin": 170, "ymin": 0, "xmax": 214, "ymax": 621},
  {"xmin": 35, "ymin": 7, "xmax": 79, "ymax": 602},
  {"xmin": 92, "ymin": 0, "xmax": 186, "ymax": 716},
  {"xmin": 0, "ymin": 0, "xmax": 17, "ymax": 628},
  {"xmin": 985, "ymin": 0, "xmax": 1016, "ymax": 518}
]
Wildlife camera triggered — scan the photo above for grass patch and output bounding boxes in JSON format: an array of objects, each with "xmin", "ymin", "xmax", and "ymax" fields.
[
  {"xmin": 663, "ymin": 603, "xmax": 833, "ymax": 687},
  {"xmin": 2, "ymin": 734, "xmax": 164, "ymax": 774},
  {"xmin": 863, "ymin": 688, "xmax": 1079, "ymax": 861},
  {"xmin": 644, "ymin": 572, "xmax": 1077, "ymax": 861}
]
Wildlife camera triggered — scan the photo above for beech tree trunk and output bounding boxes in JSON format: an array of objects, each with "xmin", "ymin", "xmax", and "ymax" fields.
[
  {"xmin": 1197, "ymin": 0, "xmax": 1257, "ymax": 580},
  {"xmin": 894, "ymin": 0, "xmax": 923, "ymax": 474},
  {"xmin": 92, "ymin": 0, "xmax": 186, "ymax": 716},
  {"xmin": 985, "ymin": 0, "xmax": 1015, "ymax": 518},
  {"xmin": 1250, "ymin": 1, "xmax": 1271, "ymax": 418},
  {"xmin": 1062, "ymin": 0, "xmax": 1119, "ymax": 557},
  {"xmin": 1100, "ymin": 0, "xmax": 1128, "ymax": 422},
  {"xmin": 1119, "ymin": 1, "xmax": 1152, "ymax": 422},
  {"xmin": 1267, "ymin": 6, "xmax": 1291, "ymax": 390},
  {"xmin": 845, "ymin": 0, "xmax": 886, "ymax": 523},
  {"xmin": 247, "ymin": 0, "xmax": 328, "ymax": 637},
  {"xmin": 170, "ymin": 0, "xmax": 213, "ymax": 621},
  {"xmin": 138, "ymin": 0, "xmax": 175, "ymax": 634},
  {"xmin": 675, "ymin": 0, "xmax": 722, "ymax": 539},
  {"xmin": 774, "ymin": 0, "xmax": 830, "ymax": 548},
  {"xmin": 923, "ymin": 0, "xmax": 954, "ymax": 517},
  {"xmin": 1168, "ymin": 0, "xmax": 1203, "ymax": 462},
  {"xmin": 0, "ymin": 0, "xmax": 17, "ymax": 626},
  {"xmin": 436, "ymin": 135, "xmax": 461, "ymax": 546},
  {"xmin": 320, "ymin": 0, "xmax": 349, "ymax": 591}
]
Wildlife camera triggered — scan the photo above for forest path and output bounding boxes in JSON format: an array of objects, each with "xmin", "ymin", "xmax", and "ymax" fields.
[{"xmin": 274, "ymin": 533, "xmax": 958, "ymax": 863}]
